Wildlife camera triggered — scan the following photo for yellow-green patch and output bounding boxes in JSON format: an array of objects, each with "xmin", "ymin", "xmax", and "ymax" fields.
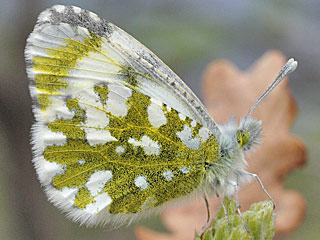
[
  {"xmin": 32, "ymin": 33, "xmax": 103, "ymax": 111},
  {"xmin": 45, "ymin": 83, "xmax": 220, "ymax": 214}
]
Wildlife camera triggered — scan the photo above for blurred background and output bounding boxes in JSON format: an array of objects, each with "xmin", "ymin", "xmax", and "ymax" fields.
[{"xmin": 0, "ymin": 0, "xmax": 319, "ymax": 239}]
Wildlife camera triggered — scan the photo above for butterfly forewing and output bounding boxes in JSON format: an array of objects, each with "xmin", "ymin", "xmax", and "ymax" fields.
[
  {"xmin": 25, "ymin": 5, "xmax": 220, "ymax": 226},
  {"xmin": 29, "ymin": 5, "xmax": 217, "ymax": 127}
]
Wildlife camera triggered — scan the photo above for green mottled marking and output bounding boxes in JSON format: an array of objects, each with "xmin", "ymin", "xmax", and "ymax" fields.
[
  {"xmin": 38, "ymin": 94, "xmax": 52, "ymax": 111},
  {"xmin": 45, "ymin": 84, "xmax": 219, "ymax": 213},
  {"xmin": 120, "ymin": 66, "xmax": 138, "ymax": 87},
  {"xmin": 66, "ymin": 98, "xmax": 86, "ymax": 122},
  {"xmin": 74, "ymin": 188, "xmax": 95, "ymax": 209},
  {"xmin": 48, "ymin": 98, "xmax": 86, "ymax": 139},
  {"xmin": 32, "ymin": 33, "xmax": 102, "ymax": 111},
  {"xmin": 94, "ymin": 85, "xmax": 109, "ymax": 107}
]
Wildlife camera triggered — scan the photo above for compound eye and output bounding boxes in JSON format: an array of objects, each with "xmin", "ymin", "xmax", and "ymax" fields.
[{"xmin": 236, "ymin": 129, "xmax": 250, "ymax": 147}]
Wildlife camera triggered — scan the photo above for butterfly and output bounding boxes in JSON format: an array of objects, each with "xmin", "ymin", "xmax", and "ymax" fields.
[{"xmin": 25, "ymin": 5, "xmax": 297, "ymax": 228}]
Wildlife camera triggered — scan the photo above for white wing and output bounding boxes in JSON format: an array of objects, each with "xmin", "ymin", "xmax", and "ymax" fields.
[{"xmin": 25, "ymin": 5, "xmax": 220, "ymax": 226}]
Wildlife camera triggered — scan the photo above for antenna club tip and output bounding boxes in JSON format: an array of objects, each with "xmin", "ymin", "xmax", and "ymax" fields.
[
  {"xmin": 288, "ymin": 58, "xmax": 298, "ymax": 73},
  {"xmin": 292, "ymin": 60, "xmax": 298, "ymax": 70},
  {"xmin": 287, "ymin": 58, "xmax": 295, "ymax": 64},
  {"xmin": 245, "ymin": 56, "xmax": 298, "ymax": 119}
]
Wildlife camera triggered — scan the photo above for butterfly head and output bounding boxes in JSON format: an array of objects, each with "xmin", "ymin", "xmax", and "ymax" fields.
[
  {"xmin": 207, "ymin": 117, "xmax": 262, "ymax": 196},
  {"xmin": 237, "ymin": 117, "xmax": 262, "ymax": 151},
  {"xmin": 217, "ymin": 117, "xmax": 262, "ymax": 166}
]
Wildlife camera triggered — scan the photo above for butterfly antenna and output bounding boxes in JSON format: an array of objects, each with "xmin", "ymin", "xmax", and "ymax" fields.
[{"xmin": 244, "ymin": 58, "xmax": 298, "ymax": 121}]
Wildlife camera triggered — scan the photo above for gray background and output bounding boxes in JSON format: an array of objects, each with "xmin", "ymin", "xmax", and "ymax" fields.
[{"xmin": 0, "ymin": 0, "xmax": 319, "ymax": 239}]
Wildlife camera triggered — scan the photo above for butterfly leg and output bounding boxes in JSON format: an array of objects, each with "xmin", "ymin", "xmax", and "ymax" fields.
[
  {"xmin": 199, "ymin": 192, "xmax": 213, "ymax": 236},
  {"xmin": 199, "ymin": 186, "xmax": 230, "ymax": 236},
  {"xmin": 202, "ymin": 192, "xmax": 210, "ymax": 223},
  {"xmin": 209, "ymin": 183, "xmax": 230, "ymax": 224},
  {"xmin": 239, "ymin": 171, "xmax": 275, "ymax": 208},
  {"xmin": 216, "ymin": 191, "xmax": 231, "ymax": 224},
  {"xmin": 231, "ymin": 181, "xmax": 249, "ymax": 233}
]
